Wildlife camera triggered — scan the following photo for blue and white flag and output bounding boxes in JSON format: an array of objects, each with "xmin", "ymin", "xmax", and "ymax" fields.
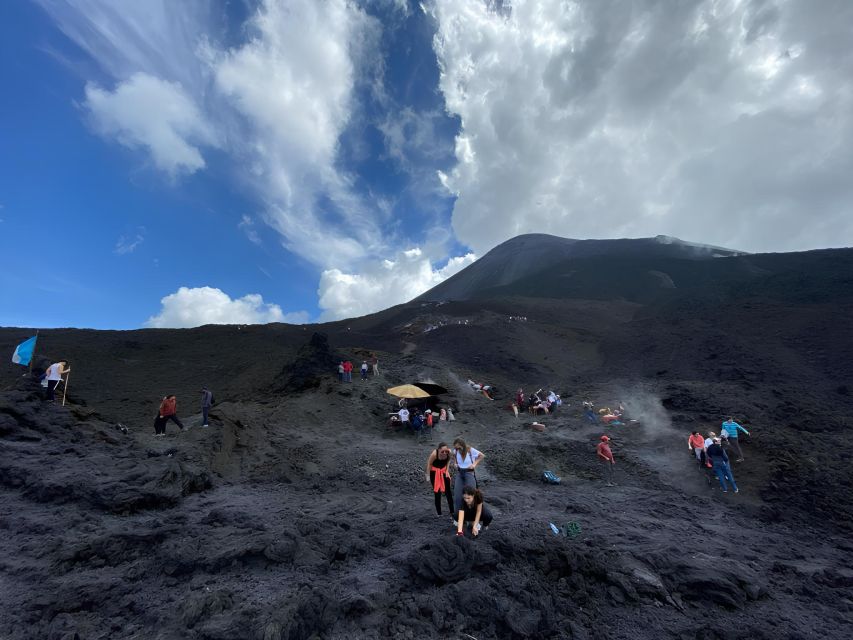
[{"xmin": 11, "ymin": 336, "xmax": 37, "ymax": 366}]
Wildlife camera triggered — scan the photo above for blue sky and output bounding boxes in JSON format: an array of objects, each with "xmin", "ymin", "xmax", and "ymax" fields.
[{"xmin": 2, "ymin": 1, "xmax": 851, "ymax": 329}]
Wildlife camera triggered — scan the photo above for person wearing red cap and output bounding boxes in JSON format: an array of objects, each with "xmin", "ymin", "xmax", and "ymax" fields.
[{"xmin": 597, "ymin": 435, "xmax": 616, "ymax": 486}]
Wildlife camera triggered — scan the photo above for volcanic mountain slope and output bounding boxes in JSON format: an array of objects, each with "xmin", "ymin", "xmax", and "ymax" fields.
[{"xmin": 1, "ymin": 237, "xmax": 853, "ymax": 639}]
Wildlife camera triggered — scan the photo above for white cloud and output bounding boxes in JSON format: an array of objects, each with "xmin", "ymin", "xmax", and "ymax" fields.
[
  {"xmin": 431, "ymin": 0, "xmax": 853, "ymax": 254},
  {"xmin": 85, "ymin": 72, "xmax": 217, "ymax": 176},
  {"xmin": 318, "ymin": 249, "xmax": 475, "ymax": 320},
  {"xmin": 212, "ymin": 0, "xmax": 383, "ymax": 266},
  {"xmin": 145, "ymin": 286, "xmax": 308, "ymax": 328},
  {"xmin": 114, "ymin": 228, "xmax": 145, "ymax": 255},
  {"xmin": 238, "ymin": 215, "xmax": 261, "ymax": 245}
]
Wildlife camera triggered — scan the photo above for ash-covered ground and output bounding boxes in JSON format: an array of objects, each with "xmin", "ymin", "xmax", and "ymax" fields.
[{"xmin": 1, "ymin": 241, "xmax": 852, "ymax": 639}]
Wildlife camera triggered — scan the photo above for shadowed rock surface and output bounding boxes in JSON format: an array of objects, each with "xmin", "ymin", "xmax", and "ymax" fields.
[{"xmin": 1, "ymin": 237, "xmax": 852, "ymax": 639}]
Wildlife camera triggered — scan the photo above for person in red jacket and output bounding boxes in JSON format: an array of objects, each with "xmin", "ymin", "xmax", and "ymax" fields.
[
  {"xmin": 154, "ymin": 394, "xmax": 184, "ymax": 436},
  {"xmin": 343, "ymin": 360, "xmax": 353, "ymax": 383},
  {"xmin": 597, "ymin": 435, "xmax": 616, "ymax": 486}
]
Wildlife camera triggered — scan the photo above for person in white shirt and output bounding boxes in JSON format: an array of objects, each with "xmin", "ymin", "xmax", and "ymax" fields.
[
  {"xmin": 45, "ymin": 360, "xmax": 70, "ymax": 402},
  {"xmin": 398, "ymin": 407, "xmax": 410, "ymax": 428},
  {"xmin": 452, "ymin": 437, "xmax": 484, "ymax": 512}
]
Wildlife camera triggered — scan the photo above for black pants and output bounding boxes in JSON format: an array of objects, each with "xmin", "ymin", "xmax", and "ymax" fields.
[
  {"xmin": 46, "ymin": 379, "xmax": 59, "ymax": 401},
  {"xmin": 155, "ymin": 414, "xmax": 184, "ymax": 433},
  {"xmin": 202, "ymin": 406, "xmax": 210, "ymax": 426},
  {"xmin": 430, "ymin": 470, "xmax": 454, "ymax": 515}
]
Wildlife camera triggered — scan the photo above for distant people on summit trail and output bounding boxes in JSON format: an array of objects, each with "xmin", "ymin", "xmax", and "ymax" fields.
[
  {"xmin": 457, "ymin": 487, "xmax": 493, "ymax": 537},
  {"xmin": 343, "ymin": 360, "xmax": 353, "ymax": 383},
  {"xmin": 201, "ymin": 387, "xmax": 213, "ymax": 428},
  {"xmin": 597, "ymin": 435, "xmax": 616, "ymax": 486},
  {"xmin": 370, "ymin": 354, "xmax": 379, "ymax": 376},
  {"xmin": 360, "ymin": 361, "xmax": 369, "ymax": 380},
  {"xmin": 45, "ymin": 360, "xmax": 70, "ymax": 402},
  {"xmin": 154, "ymin": 394, "xmax": 184, "ymax": 436},
  {"xmin": 425, "ymin": 443, "xmax": 454, "ymax": 518},
  {"xmin": 452, "ymin": 438, "xmax": 484, "ymax": 512},
  {"xmin": 337, "ymin": 361, "xmax": 345, "ymax": 382},
  {"xmin": 688, "ymin": 431, "xmax": 706, "ymax": 463},
  {"xmin": 706, "ymin": 436, "xmax": 739, "ymax": 493},
  {"xmin": 721, "ymin": 417, "xmax": 749, "ymax": 462}
]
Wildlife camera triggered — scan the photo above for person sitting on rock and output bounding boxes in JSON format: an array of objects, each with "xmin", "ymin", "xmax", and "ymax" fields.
[
  {"xmin": 456, "ymin": 487, "xmax": 493, "ymax": 537},
  {"xmin": 425, "ymin": 443, "xmax": 454, "ymax": 517}
]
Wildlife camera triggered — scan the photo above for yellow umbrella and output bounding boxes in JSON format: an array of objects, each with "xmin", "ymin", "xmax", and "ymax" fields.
[{"xmin": 386, "ymin": 384, "xmax": 432, "ymax": 399}]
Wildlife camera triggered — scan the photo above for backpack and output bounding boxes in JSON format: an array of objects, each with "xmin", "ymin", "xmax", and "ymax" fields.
[{"xmin": 541, "ymin": 470, "xmax": 561, "ymax": 485}]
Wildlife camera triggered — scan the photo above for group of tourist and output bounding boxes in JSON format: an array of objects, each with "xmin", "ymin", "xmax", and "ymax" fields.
[
  {"xmin": 687, "ymin": 418, "xmax": 751, "ymax": 493},
  {"xmin": 424, "ymin": 438, "xmax": 492, "ymax": 537},
  {"xmin": 512, "ymin": 388, "xmax": 562, "ymax": 416},
  {"xmin": 338, "ymin": 355, "xmax": 379, "ymax": 382}
]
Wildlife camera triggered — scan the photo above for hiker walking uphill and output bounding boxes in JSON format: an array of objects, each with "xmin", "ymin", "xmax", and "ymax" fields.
[
  {"xmin": 722, "ymin": 417, "xmax": 750, "ymax": 462},
  {"xmin": 597, "ymin": 435, "xmax": 616, "ymax": 486},
  {"xmin": 425, "ymin": 443, "xmax": 454, "ymax": 517},
  {"xmin": 45, "ymin": 360, "xmax": 70, "ymax": 402},
  {"xmin": 707, "ymin": 436, "xmax": 739, "ymax": 493},
  {"xmin": 456, "ymin": 487, "xmax": 494, "ymax": 537},
  {"xmin": 201, "ymin": 387, "xmax": 213, "ymax": 428},
  {"xmin": 452, "ymin": 438, "xmax": 484, "ymax": 512},
  {"xmin": 154, "ymin": 395, "xmax": 184, "ymax": 436}
]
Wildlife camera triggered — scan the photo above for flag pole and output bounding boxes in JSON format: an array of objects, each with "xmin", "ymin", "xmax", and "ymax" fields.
[
  {"xmin": 62, "ymin": 370, "xmax": 70, "ymax": 407},
  {"xmin": 28, "ymin": 330, "xmax": 39, "ymax": 375}
]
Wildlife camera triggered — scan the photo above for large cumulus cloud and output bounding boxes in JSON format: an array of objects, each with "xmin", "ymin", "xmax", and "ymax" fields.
[{"xmin": 431, "ymin": 0, "xmax": 853, "ymax": 253}]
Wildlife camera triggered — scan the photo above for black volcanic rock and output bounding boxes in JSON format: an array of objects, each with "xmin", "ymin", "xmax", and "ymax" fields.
[{"xmin": 1, "ymin": 235, "xmax": 852, "ymax": 639}]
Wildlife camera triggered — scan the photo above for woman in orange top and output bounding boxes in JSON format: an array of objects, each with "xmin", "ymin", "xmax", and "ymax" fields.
[{"xmin": 425, "ymin": 443, "xmax": 454, "ymax": 517}]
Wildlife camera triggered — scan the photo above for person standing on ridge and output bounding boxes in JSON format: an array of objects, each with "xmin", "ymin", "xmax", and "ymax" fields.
[
  {"xmin": 158, "ymin": 395, "xmax": 185, "ymax": 432},
  {"xmin": 597, "ymin": 435, "xmax": 616, "ymax": 486},
  {"xmin": 201, "ymin": 387, "xmax": 213, "ymax": 428},
  {"xmin": 44, "ymin": 360, "xmax": 70, "ymax": 402},
  {"xmin": 343, "ymin": 360, "xmax": 353, "ymax": 383},
  {"xmin": 706, "ymin": 436, "xmax": 739, "ymax": 493},
  {"xmin": 360, "ymin": 361, "xmax": 368, "ymax": 380},
  {"xmin": 370, "ymin": 354, "xmax": 379, "ymax": 376},
  {"xmin": 452, "ymin": 438, "xmax": 484, "ymax": 512},
  {"xmin": 721, "ymin": 417, "xmax": 749, "ymax": 462},
  {"xmin": 425, "ymin": 443, "xmax": 454, "ymax": 517},
  {"xmin": 337, "ymin": 361, "xmax": 345, "ymax": 382}
]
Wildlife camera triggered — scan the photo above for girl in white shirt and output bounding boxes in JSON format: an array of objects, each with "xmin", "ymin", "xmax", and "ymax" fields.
[{"xmin": 452, "ymin": 437, "xmax": 484, "ymax": 512}]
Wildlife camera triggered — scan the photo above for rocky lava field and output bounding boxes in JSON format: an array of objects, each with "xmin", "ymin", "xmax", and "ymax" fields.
[{"xmin": 1, "ymin": 235, "xmax": 852, "ymax": 639}]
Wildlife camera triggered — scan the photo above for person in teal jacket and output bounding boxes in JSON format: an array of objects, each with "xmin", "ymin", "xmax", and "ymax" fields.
[{"xmin": 721, "ymin": 417, "xmax": 750, "ymax": 462}]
